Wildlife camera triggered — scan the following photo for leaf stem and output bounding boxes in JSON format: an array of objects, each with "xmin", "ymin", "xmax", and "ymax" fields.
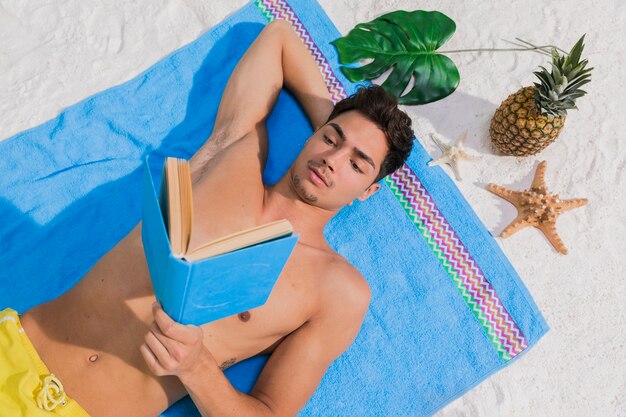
[
  {"xmin": 438, "ymin": 38, "xmax": 566, "ymax": 57},
  {"xmin": 510, "ymin": 38, "xmax": 568, "ymax": 55},
  {"xmin": 438, "ymin": 45, "xmax": 560, "ymax": 55}
]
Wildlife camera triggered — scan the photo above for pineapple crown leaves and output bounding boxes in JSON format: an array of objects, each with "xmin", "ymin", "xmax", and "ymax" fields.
[{"xmin": 532, "ymin": 34, "xmax": 594, "ymax": 117}]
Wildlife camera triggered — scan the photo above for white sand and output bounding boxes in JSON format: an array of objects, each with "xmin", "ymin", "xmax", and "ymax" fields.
[{"xmin": 1, "ymin": 1, "xmax": 624, "ymax": 416}]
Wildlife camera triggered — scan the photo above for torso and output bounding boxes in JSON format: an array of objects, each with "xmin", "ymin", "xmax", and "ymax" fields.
[{"xmin": 20, "ymin": 132, "xmax": 346, "ymax": 417}]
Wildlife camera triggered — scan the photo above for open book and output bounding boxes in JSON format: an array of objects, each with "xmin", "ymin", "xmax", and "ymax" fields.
[
  {"xmin": 141, "ymin": 155, "xmax": 299, "ymax": 325},
  {"xmin": 161, "ymin": 157, "xmax": 294, "ymax": 261}
]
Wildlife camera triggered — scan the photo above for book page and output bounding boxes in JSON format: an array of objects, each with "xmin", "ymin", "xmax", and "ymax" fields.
[{"xmin": 185, "ymin": 219, "xmax": 293, "ymax": 262}]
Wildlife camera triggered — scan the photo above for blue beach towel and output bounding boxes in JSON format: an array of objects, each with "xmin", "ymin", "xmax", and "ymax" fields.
[{"xmin": 0, "ymin": 0, "xmax": 549, "ymax": 416}]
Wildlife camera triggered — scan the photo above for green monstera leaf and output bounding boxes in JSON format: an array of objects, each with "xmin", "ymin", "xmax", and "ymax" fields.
[{"xmin": 331, "ymin": 10, "xmax": 460, "ymax": 105}]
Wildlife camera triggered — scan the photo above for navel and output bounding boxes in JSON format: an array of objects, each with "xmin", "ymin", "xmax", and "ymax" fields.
[
  {"xmin": 88, "ymin": 354, "xmax": 99, "ymax": 363},
  {"xmin": 238, "ymin": 311, "xmax": 251, "ymax": 322}
]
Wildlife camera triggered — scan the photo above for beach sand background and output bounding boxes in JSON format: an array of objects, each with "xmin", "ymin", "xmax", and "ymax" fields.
[{"xmin": 1, "ymin": 1, "xmax": 624, "ymax": 416}]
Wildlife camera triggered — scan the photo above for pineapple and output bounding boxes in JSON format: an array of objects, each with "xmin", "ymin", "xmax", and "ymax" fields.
[{"xmin": 490, "ymin": 35, "xmax": 593, "ymax": 156}]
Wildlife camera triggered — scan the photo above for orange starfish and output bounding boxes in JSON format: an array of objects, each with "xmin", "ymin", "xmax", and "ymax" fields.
[{"xmin": 487, "ymin": 160, "xmax": 588, "ymax": 255}]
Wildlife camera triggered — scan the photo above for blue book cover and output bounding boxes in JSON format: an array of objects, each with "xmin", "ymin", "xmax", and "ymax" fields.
[{"xmin": 141, "ymin": 155, "xmax": 299, "ymax": 325}]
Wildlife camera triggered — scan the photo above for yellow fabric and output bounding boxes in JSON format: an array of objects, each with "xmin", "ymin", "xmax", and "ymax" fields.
[{"xmin": 0, "ymin": 308, "xmax": 91, "ymax": 417}]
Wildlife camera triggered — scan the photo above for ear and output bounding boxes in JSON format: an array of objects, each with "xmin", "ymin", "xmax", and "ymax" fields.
[{"xmin": 357, "ymin": 182, "xmax": 381, "ymax": 202}]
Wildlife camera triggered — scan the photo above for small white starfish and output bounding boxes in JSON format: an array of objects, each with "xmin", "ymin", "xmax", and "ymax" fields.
[{"xmin": 427, "ymin": 130, "xmax": 481, "ymax": 181}]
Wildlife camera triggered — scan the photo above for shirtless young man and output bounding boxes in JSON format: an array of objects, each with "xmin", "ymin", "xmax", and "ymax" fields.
[{"xmin": 6, "ymin": 20, "xmax": 413, "ymax": 417}]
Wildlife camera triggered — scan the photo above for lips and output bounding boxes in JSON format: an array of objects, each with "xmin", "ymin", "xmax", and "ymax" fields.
[{"xmin": 310, "ymin": 166, "xmax": 328, "ymax": 187}]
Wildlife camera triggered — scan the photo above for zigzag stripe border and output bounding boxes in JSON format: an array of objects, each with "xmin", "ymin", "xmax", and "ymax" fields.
[
  {"xmin": 384, "ymin": 177, "xmax": 512, "ymax": 361},
  {"xmin": 253, "ymin": 0, "xmax": 527, "ymax": 361},
  {"xmin": 389, "ymin": 166, "xmax": 528, "ymax": 359}
]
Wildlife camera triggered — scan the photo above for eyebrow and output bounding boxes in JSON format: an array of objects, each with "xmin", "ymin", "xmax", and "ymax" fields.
[{"xmin": 328, "ymin": 122, "xmax": 377, "ymax": 171}]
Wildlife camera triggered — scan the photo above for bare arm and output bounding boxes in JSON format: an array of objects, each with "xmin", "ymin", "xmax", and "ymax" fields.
[
  {"xmin": 190, "ymin": 20, "xmax": 333, "ymax": 180},
  {"xmin": 144, "ymin": 264, "xmax": 371, "ymax": 417},
  {"xmin": 213, "ymin": 19, "xmax": 334, "ymax": 138},
  {"xmin": 273, "ymin": 20, "xmax": 335, "ymax": 130}
]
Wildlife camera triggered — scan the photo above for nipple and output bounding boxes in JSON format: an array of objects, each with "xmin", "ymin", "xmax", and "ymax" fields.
[
  {"xmin": 88, "ymin": 354, "xmax": 99, "ymax": 363},
  {"xmin": 238, "ymin": 311, "xmax": 251, "ymax": 322}
]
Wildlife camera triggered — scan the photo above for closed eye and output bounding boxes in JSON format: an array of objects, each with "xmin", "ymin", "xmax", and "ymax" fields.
[
  {"xmin": 323, "ymin": 135, "xmax": 335, "ymax": 146},
  {"xmin": 351, "ymin": 161, "xmax": 362, "ymax": 173}
]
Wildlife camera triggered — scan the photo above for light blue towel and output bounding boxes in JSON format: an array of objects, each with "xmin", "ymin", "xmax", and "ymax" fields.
[{"xmin": 0, "ymin": 0, "xmax": 548, "ymax": 416}]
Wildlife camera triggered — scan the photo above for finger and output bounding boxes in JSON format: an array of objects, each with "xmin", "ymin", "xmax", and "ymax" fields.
[
  {"xmin": 144, "ymin": 326, "xmax": 173, "ymax": 366},
  {"xmin": 149, "ymin": 321, "xmax": 185, "ymax": 361},
  {"xmin": 153, "ymin": 302, "xmax": 200, "ymax": 344},
  {"xmin": 140, "ymin": 343, "xmax": 167, "ymax": 376}
]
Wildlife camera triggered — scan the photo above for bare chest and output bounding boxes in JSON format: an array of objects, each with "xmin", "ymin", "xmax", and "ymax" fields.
[
  {"xmin": 184, "ymin": 177, "xmax": 328, "ymax": 366},
  {"xmin": 201, "ymin": 244, "xmax": 323, "ymax": 367}
]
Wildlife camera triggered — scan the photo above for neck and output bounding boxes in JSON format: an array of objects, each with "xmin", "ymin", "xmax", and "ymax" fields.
[{"xmin": 262, "ymin": 169, "xmax": 338, "ymax": 248}]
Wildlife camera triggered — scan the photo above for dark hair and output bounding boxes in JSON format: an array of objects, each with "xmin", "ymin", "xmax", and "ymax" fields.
[{"xmin": 326, "ymin": 85, "xmax": 414, "ymax": 184}]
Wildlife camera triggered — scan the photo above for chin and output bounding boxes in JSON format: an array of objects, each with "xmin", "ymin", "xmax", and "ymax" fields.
[{"xmin": 292, "ymin": 172, "xmax": 319, "ymax": 204}]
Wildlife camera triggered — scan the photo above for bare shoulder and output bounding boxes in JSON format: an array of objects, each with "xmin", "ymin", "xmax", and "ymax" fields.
[
  {"xmin": 318, "ymin": 252, "xmax": 372, "ymax": 317},
  {"xmin": 295, "ymin": 252, "xmax": 371, "ymax": 362},
  {"xmin": 246, "ymin": 250, "xmax": 371, "ymax": 416}
]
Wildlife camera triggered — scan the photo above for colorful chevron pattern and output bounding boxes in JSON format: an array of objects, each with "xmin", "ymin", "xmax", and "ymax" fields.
[
  {"xmin": 254, "ymin": 0, "xmax": 527, "ymax": 361},
  {"xmin": 385, "ymin": 167, "xmax": 528, "ymax": 360}
]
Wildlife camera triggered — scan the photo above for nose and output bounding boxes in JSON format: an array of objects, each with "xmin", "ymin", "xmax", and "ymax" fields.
[
  {"xmin": 322, "ymin": 157, "xmax": 334, "ymax": 172},
  {"xmin": 322, "ymin": 145, "xmax": 352, "ymax": 173}
]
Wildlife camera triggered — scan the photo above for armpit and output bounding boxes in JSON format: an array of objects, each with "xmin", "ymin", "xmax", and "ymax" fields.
[{"xmin": 219, "ymin": 357, "xmax": 237, "ymax": 371}]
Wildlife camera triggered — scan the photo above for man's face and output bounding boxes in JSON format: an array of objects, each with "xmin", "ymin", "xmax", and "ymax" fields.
[{"xmin": 288, "ymin": 110, "xmax": 388, "ymax": 211}]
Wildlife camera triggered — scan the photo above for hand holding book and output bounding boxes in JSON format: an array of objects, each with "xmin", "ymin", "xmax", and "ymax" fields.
[{"xmin": 141, "ymin": 155, "xmax": 299, "ymax": 325}]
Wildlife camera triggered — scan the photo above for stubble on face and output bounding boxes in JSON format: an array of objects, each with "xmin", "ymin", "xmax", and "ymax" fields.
[{"xmin": 292, "ymin": 174, "xmax": 318, "ymax": 203}]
